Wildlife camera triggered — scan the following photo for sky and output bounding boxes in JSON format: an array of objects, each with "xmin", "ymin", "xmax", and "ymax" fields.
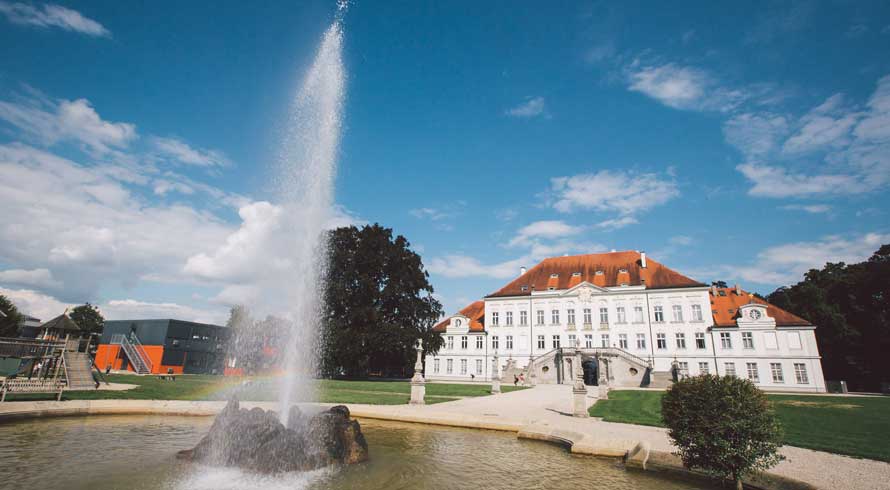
[{"xmin": 1, "ymin": 1, "xmax": 889, "ymax": 324}]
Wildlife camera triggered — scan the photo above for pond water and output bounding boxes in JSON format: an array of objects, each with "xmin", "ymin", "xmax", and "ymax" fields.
[{"xmin": 0, "ymin": 415, "xmax": 714, "ymax": 490}]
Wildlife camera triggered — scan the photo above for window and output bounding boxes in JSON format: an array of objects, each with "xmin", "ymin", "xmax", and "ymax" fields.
[
  {"xmin": 770, "ymin": 363, "xmax": 784, "ymax": 383},
  {"xmin": 692, "ymin": 304, "xmax": 703, "ymax": 322},
  {"xmin": 617, "ymin": 307, "xmax": 626, "ymax": 323},
  {"xmin": 583, "ymin": 308, "xmax": 592, "ymax": 325},
  {"xmin": 678, "ymin": 361, "xmax": 689, "ymax": 376},
  {"xmin": 491, "ymin": 312, "xmax": 499, "ymax": 326},
  {"xmin": 672, "ymin": 305, "xmax": 684, "ymax": 322},
  {"xmin": 633, "ymin": 306, "xmax": 644, "ymax": 323},
  {"xmin": 552, "ymin": 335, "xmax": 561, "ymax": 349},
  {"xmin": 618, "ymin": 334, "xmax": 628, "ymax": 349},
  {"xmin": 600, "ymin": 334, "xmax": 610, "ymax": 348},
  {"xmin": 491, "ymin": 336, "xmax": 499, "ymax": 350},
  {"xmin": 520, "ymin": 310, "xmax": 528, "ymax": 326},
  {"xmin": 461, "ymin": 336, "xmax": 468, "ymax": 349},
  {"xmin": 551, "ymin": 309, "xmax": 560, "ymax": 325},
  {"xmin": 460, "ymin": 359, "xmax": 467, "ymax": 374},
  {"xmin": 656, "ymin": 333, "xmax": 667, "ymax": 349},
  {"xmin": 506, "ymin": 335, "xmax": 513, "ymax": 350},
  {"xmin": 636, "ymin": 333, "xmax": 646, "ymax": 350},
  {"xmin": 446, "ymin": 359, "xmax": 453, "ymax": 374},
  {"xmin": 447, "ymin": 336, "xmax": 454, "ymax": 350},
  {"xmin": 434, "ymin": 358, "xmax": 440, "ymax": 373},
  {"xmin": 720, "ymin": 332, "xmax": 732, "ymax": 349},
  {"xmin": 698, "ymin": 362, "xmax": 709, "ymax": 374},
  {"xmin": 584, "ymin": 334, "xmax": 594, "ymax": 348},
  {"xmin": 695, "ymin": 332, "xmax": 706, "ymax": 349},
  {"xmin": 506, "ymin": 311, "xmax": 513, "ymax": 326},
  {"xmin": 676, "ymin": 333, "xmax": 686, "ymax": 349},
  {"xmin": 567, "ymin": 334, "xmax": 577, "ymax": 347},
  {"xmin": 595, "ymin": 270, "xmax": 604, "ymax": 276},
  {"xmin": 742, "ymin": 332, "xmax": 754, "ymax": 349},
  {"xmin": 476, "ymin": 336, "xmax": 483, "ymax": 349},
  {"xmin": 794, "ymin": 363, "xmax": 809, "ymax": 384},
  {"xmin": 475, "ymin": 359, "xmax": 483, "ymax": 374},
  {"xmin": 725, "ymin": 362, "xmax": 736, "ymax": 377},
  {"xmin": 567, "ymin": 309, "xmax": 576, "ymax": 325},
  {"xmin": 599, "ymin": 307, "xmax": 609, "ymax": 324},
  {"xmin": 654, "ymin": 305, "xmax": 664, "ymax": 322},
  {"xmin": 536, "ymin": 310, "xmax": 545, "ymax": 325},
  {"xmin": 537, "ymin": 335, "xmax": 545, "ymax": 349},
  {"xmin": 746, "ymin": 362, "xmax": 760, "ymax": 382}
]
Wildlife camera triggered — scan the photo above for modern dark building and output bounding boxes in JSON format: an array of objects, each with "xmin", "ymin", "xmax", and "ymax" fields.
[{"xmin": 95, "ymin": 319, "xmax": 231, "ymax": 375}]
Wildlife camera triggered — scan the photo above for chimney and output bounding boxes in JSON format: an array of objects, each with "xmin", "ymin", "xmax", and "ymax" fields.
[
  {"xmin": 734, "ymin": 284, "xmax": 742, "ymax": 296},
  {"xmin": 710, "ymin": 285, "xmax": 717, "ymax": 296},
  {"xmin": 640, "ymin": 251, "xmax": 647, "ymax": 268},
  {"xmin": 519, "ymin": 266, "xmax": 527, "ymax": 276}
]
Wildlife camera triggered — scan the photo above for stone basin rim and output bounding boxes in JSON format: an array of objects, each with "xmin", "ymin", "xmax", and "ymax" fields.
[{"xmin": 0, "ymin": 399, "xmax": 816, "ymax": 490}]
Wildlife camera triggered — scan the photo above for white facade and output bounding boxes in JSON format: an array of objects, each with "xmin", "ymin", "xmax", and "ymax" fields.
[{"xmin": 427, "ymin": 260, "xmax": 826, "ymax": 393}]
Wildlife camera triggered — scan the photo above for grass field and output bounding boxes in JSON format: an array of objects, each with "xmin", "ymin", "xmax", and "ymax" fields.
[
  {"xmin": 4, "ymin": 374, "xmax": 525, "ymax": 406},
  {"xmin": 589, "ymin": 390, "xmax": 890, "ymax": 462}
]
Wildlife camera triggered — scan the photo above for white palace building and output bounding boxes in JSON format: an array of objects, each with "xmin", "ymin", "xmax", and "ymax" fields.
[{"xmin": 427, "ymin": 250, "xmax": 826, "ymax": 393}]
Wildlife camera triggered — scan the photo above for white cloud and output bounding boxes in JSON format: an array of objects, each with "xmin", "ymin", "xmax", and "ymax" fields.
[
  {"xmin": 101, "ymin": 299, "xmax": 226, "ymax": 324},
  {"xmin": 0, "ymin": 2, "xmax": 110, "ymax": 37},
  {"xmin": 505, "ymin": 96, "xmax": 547, "ymax": 118},
  {"xmin": 0, "ymin": 96, "xmax": 135, "ymax": 154},
  {"xmin": 410, "ymin": 207, "xmax": 449, "ymax": 221},
  {"xmin": 152, "ymin": 136, "xmax": 230, "ymax": 167},
  {"xmin": 0, "ymin": 143, "xmax": 233, "ymax": 301},
  {"xmin": 0, "ymin": 287, "xmax": 71, "ymax": 320},
  {"xmin": 0, "ymin": 268, "xmax": 55, "ymax": 288},
  {"xmin": 627, "ymin": 63, "xmax": 747, "ymax": 112},
  {"xmin": 669, "ymin": 235, "xmax": 693, "ymax": 246},
  {"xmin": 549, "ymin": 169, "xmax": 679, "ymax": 216},
  {"xmin": 735, "ymin": 162, "xmax": 863, "ymax": 198},
  {"xmin": 710, "ymin": 233, "xmax": 890, "ymax": 287},
  {"xmin": 780, "ymin": 204, "xmax": 831, "ymax": 214},
  {"xmin": 427, "ymin": 254, "xmax": 528, "ymax": 280},
  {"xmin": 731, "ymin": 74, "xmax": 890, "ymax": 197},
  {"xmin": 508, "ymin": 220, "xmax": 583, "ymax": 247}
]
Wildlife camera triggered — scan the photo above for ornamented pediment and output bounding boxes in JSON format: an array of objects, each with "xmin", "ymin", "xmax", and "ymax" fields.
[
  {"xmin": 563, "ymin": 282, "xmax": 609, "ymax": 303},
  {"xmin": 446, "ymin": 314, "xmax": 471, "ymax": 333},
  {"xmin": 736, "ymin": 303, "xmax": 774, "ymax": 328}
]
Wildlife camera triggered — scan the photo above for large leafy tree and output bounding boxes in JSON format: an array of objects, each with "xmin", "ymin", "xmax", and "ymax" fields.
[
  {"xmin": 768, "ymin": 244, "xmax": 890, "ymax": 391},
  {"xmin": 321, "ymin": 224, "xmax": 443, "ymax": 378},
  {"xmin": 0, "ymin": 294, "xmax": 23, "ymax": 337},
  {"xmin": 70, "ymin": 303, "xmax": 105, "ymax": 335},
  {"xmin": 662, "ymin": 375, "xmax": 783, "ymax": 490},
  {"xmin": 225, "ymin": 305, "xmax": 285, "ymax": 375}
]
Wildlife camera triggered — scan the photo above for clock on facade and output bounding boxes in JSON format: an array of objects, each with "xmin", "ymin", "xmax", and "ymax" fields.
[{"xmin": 749, "ymin": 309, "xmax": 762, "ymax": 320}]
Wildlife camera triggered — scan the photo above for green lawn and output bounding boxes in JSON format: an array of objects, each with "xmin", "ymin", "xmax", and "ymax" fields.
[
  {"xmin": 589, "ymin": 390, "xmax": 890, "ymax": 462},
  {"xmin": 3, "ymin": 374, "xmax": 522, "ymax": 406}
]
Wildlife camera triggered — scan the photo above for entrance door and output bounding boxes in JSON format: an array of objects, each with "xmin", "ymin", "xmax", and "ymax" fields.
[{"xmin": 582, "ymin": 359, "xmax": 598, "ymax": 386}]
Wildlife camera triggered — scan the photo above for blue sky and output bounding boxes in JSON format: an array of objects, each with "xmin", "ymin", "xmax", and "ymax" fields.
[{"xmin": 1, "ymin": 1, "xmax": 888, "ymax": 323}]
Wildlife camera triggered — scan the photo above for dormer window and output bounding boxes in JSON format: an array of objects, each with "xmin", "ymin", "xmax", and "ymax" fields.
[
  {"xmin": 550, "ymin": 273, "xmax": 559, "ymax": 278},
  {"xmin": 620, "ymin": 283, "xmax": 628, "ymax": 287},
  {"xmin": 520, "ymin": 285, "xmax": 529, "ymax": 292},
  {"xmin": 595, "ymin": 270, "xmax": 604, "ymax": 276},
  {"xmin": 718, "ymin": 290, "xmax": 727, "ymax": 296},
  {"xmin": 618, "ymin": 268, "xmax": 628, "ymax": 274},
  {"xmin": 547, "ymin": 287, "xmax": 556, "ymax": 291},
  {"xmin": 572, "ymin": 272, "xmax": 581, "ymax": 277}
]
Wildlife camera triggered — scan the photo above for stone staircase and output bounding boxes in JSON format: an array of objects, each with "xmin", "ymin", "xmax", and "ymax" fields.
[
  {"xmin": 63, "ymin": 351, "xmax": 97, "ymax": 390},
  {"xmin": 646, "ymin": 370, "xmax": 674, "ymax": 389}
]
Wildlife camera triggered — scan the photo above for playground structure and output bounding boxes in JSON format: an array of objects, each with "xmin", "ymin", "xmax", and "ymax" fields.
[{"xmin": 0, "ymin": 334, "xmax": 107, "ymax": 401}]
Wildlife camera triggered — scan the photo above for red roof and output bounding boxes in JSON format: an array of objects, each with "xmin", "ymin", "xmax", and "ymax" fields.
[
  {"xmin": 710, "ymin": 287, "xmax": 812, "ymax": 327},
  {"xmin": 433, "ymin": 301, "xmax": 485, "ymax": 333},
  {"xmin": 487, "ymin": 251, "xmax": 704, "ymax": 297}
]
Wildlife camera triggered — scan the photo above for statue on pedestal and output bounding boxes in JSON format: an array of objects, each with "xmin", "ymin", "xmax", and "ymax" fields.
[
  {"xmin": 491, "ymin": 351, "xmax": 501, "ymax": 394},
  {"xmin": 409, "ymin": 339, "xmax": 426, "ymax": 405},
  {"xmin": 572, "ymin": 338, "xmax": 589, "ymax": 417}
]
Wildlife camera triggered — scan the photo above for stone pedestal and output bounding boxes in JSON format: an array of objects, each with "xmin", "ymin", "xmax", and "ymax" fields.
[
  {"xmin": 409, "ymin": 340, "xmax": 426, "ymax": 405},
  {"xmin": 491, "ymin": 378, "xmax": 501, "ymax": 394},
  {"xmin": 528, "ymin": 356, "xmax": 537, "ymax": 387},
  {"xmin": 491, "ymin": 353, "xmax": 501, "ymax": 394},
  {"xmin": 573, "ymin": 387, "xmax": 589, "ymax": 418}
]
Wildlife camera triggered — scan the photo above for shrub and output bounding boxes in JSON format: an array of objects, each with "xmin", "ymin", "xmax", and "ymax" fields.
[{"xmin": 661, "ymin": 375, "xmax": 783, "ymax": 490}]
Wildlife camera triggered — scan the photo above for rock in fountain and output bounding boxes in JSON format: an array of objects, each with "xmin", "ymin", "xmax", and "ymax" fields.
[{"xmin": 177, "ymin": 399, "xmax": 368, "ymax": 473}]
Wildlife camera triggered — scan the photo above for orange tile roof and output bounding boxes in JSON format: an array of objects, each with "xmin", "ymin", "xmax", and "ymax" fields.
[
  {"xmin": 710, "ymin": 287, "xmax": 812, "ymax": 327},
  {"xmin": 433, "ymin": 300, "xmax": 485, "ymax": 332},
  {"xmin": 486, "ymin": 251, "xmax": 704, "ymax": 297}
]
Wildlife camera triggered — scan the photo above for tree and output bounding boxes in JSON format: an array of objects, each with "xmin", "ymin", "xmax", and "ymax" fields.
[
  {"xmin": 767, "ymin": 244, "xmax": 890, "ymax": 391},
  {"xmin": 225, "ymin": 306, "xmax": 284, "ymax": 375},
  {"xmin": 662, "ymin": 375, "xmax": 783, "ymax": 490},
  {"xmin": 711, "ymin": 280, "xmax": 729, "ymax": 288},
  {"xmin": 0, "ymin": 294, "xmax": 23, "ymax": 337},
  {"xmin": 69, "ymin": 303, "xmax": 105, "ymax": 335},
  {"xmin": 321, "ymin": 224, "xmax": 444, "ymax": 378}
]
